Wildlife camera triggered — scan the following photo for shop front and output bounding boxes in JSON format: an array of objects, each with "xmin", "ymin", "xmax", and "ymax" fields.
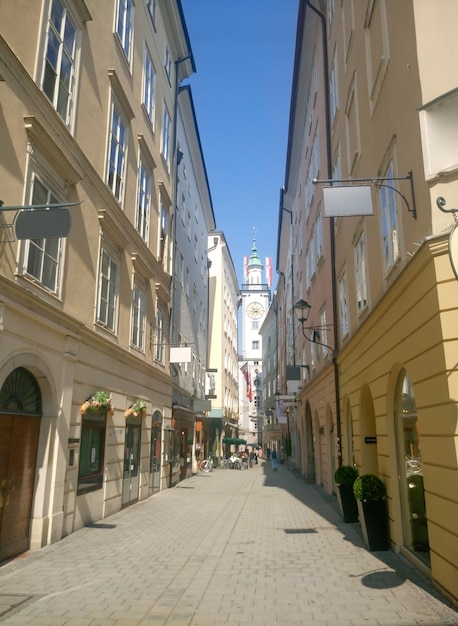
[{"xmin": 171, "ymin": 406, "xmax": 195, "ymax": 482}]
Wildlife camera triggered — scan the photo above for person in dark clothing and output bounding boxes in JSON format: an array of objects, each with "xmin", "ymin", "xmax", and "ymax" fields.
[{"xmin": 271, "ymin": 448, "xmax": 278, "ymax": 471}]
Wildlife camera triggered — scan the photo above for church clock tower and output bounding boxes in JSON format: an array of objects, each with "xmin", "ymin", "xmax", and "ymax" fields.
[{"xmin": 239, "ymin": 240, "xmax": 271, "ymax": 439}]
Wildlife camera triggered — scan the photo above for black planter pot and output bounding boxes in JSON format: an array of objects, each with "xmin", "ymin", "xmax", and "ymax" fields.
[
  {"xmin": 337, "ymin": 484, "xmax": 359, "ymax": 523},
  {"xmin": 357, "ymin": 499, "xmax": 389, "ymax": 551}
]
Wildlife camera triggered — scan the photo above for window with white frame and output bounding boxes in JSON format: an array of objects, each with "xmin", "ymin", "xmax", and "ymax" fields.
[
  {"xmin": 164, "ymin": 43, "xmax": 172, "ymax": 83},
  {"xmin": 107, "ymin": 103, "xmax": 128, "ymax": 202},
  {"xmin": 160, "ymin": 104, "xmax": 171, "ymax": 166},
  {"xmin": 142, "ymin": 45, "xmax": 155, "ymax": 124},
  {"xmin": 338, "ymin": 269, "xmax": 349, "ymax": 337},
  {"xmin": 319, "ymin": 308, "xmax": 329, "ymax": 357},
  {"xmin": 97, "ymin": 248, "xmax": 119, "ymax": 331},
  {"xmin": 327, "ymin": 0, "xmax": 334, "ymax": 28},
  {"xmin": 24, "ymin": 176, "xmax": 63, "ymax": 294},
  {"xmin": 131, "ymin": 283, "xmax": 146, "ymax": 350},
  {"xmin": 355, "ymin": 230, "xmax": 368, "ymax": 312},
  {"xmin": 158, "ymin": 202, "xmax": 171, "ymax": 273},
  {"xmin": 146, "ymin": 0, "xmax": 156, "ymax": 26},
  {"xmin": 42, "ymin": 0, "xmax": 77, "ymax": 126},
  {"xmin": 330, "ymin": 50, "xmax": 339, "ymax": 124},
  {"xmin": 379, "ymin": 161, "xmax": 399, "ymax": 271},
  {"xmin": 154, "ymin": 308, "xmax": 164, "ymax": 362},
  {"xmin": 115, "ymin": 0, "xmax": 133, "ymax": 64},
  {"xmin": 315, "ymin": 208, "xmax": 323, "ymax": 263},
  {"xmin": 137, "ymin": 160, "xmax": 151, "ymax": 242}
]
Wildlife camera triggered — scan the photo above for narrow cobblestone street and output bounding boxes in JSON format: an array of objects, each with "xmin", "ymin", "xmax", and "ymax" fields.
[{"xmin": 0, "ymin": 462, "xmax": 456, "ymax": 626}]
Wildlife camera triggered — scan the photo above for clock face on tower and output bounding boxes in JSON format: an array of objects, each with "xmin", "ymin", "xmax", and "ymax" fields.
[{"xmin": 246, "ymin": 302, "xmax": 264, "ymax": 319}]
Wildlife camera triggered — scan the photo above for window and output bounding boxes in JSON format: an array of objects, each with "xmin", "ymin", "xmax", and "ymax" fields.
[
  {"xmin": 107, "ymin": 103, "xmax": 127, "ymax": 202},
  {"xmin": 24, "ymin": 177, "xmax": 63, "ymax": 294},
  {"xmin": 78, "ymin": 409, "xmax": 106, "ymax": 494},
  {"xmin": 158, "ymin": 202, "xmax": 171, "ymax": 272},
  {"xmin": 143, "ymin": 46, "xmax": 155, "ymax": 124},
  {"xmin": 330, "ymin": 50, "xmax": 339, "ymax": 124},
  {"xmin": 315, "ymin": 209, "xmax": 323, "ymax": 263},
  {"xmin": 137, "ymin": 161, "xmax": 151, "ymax": 242},
  {"xmin": 116, "ymin": 0, "xmax": 133, "ymax": 63},
  {"xmin": 160, "ymin": 104, "xmax": 171, "ymax": 166},
  {"xmin": 131, "ymin": 284, "xmax": 146, "ymax": 350},
  {"xmin": 355, "ymin": 231, "xmax": 368, "ymax": 312},
  {"xmin": 252, "ymin": 341, "xmax": 259, "ymax": 350},
  {"xmin": 319, "ymin": 309, "xmax": 329, "ymax": 357},
  {"xmin": 42, "ymin": 0, "xmax": 77, "ymax": 125},
  {"xmin": 164, "ymin": 43, "xmax": 172, "ymax": 83},
  {"xmin": 155, "ymin": 308, "xmax": 164, "ymax": 362},
  {"xmin": 97, "ymin": 249, "xmax": 119, "ymax": 331},
  {"xmin": 379, "ymin": 161, "xmax": 399, "ymax": 271},
  {"xmin": 146, "ymin": 0, "xmax": 156, "ymax": 25},
  {"xmin": 338, "ymin": 270, "xmax": 349, "ymax": 337}
]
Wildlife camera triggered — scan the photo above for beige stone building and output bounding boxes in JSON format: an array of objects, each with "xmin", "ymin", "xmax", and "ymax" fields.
[
  {"xmin": 0, "ymin": 0, "xmax": 194, "ymax": 559},
  {"xmin": 278, "ymin": 0, "xmax": 457, "ymax": 604},
  {"xmin": 206, "ymin": 231, "xmax": 239, "ymax": 461}
]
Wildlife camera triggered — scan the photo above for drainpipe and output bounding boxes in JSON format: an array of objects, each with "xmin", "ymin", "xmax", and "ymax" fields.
[{"xmin": 306, "ymin": 0, "xmax": 342, "ymax": 467}]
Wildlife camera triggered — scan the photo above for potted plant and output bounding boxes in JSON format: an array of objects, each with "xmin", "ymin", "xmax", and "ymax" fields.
[
  {"xmin": 334, "ymin": 465, "xmax": 358, "ymax": 523},
  {"xmin": 81, "ymin": 391, "xmax": 114, "ymax": 416},
  {"xmin": 124, "ymin": 399, "xmax": 147, "ymax": 418},
  {"xmin": 353, "ymin": 474, "xmax": 389, "ymax": 551}
]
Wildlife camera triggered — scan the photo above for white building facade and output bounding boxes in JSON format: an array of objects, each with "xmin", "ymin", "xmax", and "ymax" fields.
[{"xmin": 238, "ymin": 241, "xmax": 271, "ymax": 444}]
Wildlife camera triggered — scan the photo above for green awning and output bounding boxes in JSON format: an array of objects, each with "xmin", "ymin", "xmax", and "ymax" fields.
[{"xmin": 222, "ymin": 437, "xmax": 247, "ymax": 445}]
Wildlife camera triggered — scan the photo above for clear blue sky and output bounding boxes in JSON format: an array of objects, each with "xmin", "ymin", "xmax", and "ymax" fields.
[{"xmin": 181, "ymin": 1, "xmax": 299, "ymax": 287}]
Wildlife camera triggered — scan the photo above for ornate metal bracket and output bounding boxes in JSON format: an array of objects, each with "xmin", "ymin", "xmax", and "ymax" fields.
[
  {"xmin": 313, "ymin": 171, "xmax": 417, "ymax": 219},
  {"xmin": 437, "ymin": 196, "xmax": 458, "ymax": 221},
  {"xmin": 437, "ymin": 196, "xmax": 458, "ymax": 281}
]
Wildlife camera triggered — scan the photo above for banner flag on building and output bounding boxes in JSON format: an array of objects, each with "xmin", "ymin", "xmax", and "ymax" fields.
[
  {"xmin": 244, "ymin": 256, "xmax": 249, "ymax": 281},
  {"xmin": 276, "ymin": 398, "xmax": 288, "ymax": 424},
  {"xmin": 266, "ymin": 257, "xmax": 273, "ymax": 287},
  {"xmin": 241, "ymin": 363, "xmax": 252, "ymax": 402}
]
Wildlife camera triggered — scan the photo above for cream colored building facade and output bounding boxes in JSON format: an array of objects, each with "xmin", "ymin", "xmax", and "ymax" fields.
[
  {"xmin": 278, "ymin": 0, "xmax": 457, "ymax": 604},
  {"xmin": 0, "ymin": 0, "xmax": 194, "ymax": 560},
  {"xmin": 206, "ymin": 232, "xmax": 239, "ymax": 457}
]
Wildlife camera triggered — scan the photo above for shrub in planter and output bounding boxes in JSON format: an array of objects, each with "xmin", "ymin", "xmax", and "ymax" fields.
[
  {"xmin": 335, "ymin": 465, "xmax": 358, "ymax": 486},
  {"xmin": 353, "ymin": 474, "xmax": 389, "ymax": 551},
  {"xmin": 353, "ymin": 474, "xmax": 386, "ymax": 501},
  {"xmin": 334, "ymin": 465, "xmax": 359, "ymax": 523}
]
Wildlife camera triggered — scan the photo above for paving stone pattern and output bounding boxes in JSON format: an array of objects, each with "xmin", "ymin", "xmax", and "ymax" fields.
[{"xmin": 0, "ymin": 462, "xmax": 456, "ymax": 625}]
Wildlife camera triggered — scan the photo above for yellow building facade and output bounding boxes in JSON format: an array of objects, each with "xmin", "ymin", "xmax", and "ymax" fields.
[{"xmin": 278, "ymin": 0, "xmax": 457, "ymax": 604}]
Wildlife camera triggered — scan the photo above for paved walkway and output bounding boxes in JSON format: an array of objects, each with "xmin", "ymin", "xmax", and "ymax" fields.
[{"xmin": 0, "ymin": 461, "xmax": 457, "ymax": 626}]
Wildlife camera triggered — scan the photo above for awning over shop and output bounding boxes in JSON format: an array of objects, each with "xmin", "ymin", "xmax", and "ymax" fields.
[{"xmin": 222, "ymin": 437, "xmax": 247, "ymax": 445}]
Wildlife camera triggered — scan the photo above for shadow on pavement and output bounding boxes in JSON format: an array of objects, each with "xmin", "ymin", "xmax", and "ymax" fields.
[{"xmin": 259, "ymin": 460, "xmax": 456, "ymax": 610}]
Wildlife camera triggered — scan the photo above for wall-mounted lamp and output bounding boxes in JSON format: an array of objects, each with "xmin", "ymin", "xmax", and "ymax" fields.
[{"xmin": 293, "ymin": 300, "xmax": 335, "ymax": 357}]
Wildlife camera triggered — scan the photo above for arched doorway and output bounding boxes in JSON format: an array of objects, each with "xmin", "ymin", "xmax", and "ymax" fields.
[
  {"xmin": 150, "ymin": 411, "xmax": 162, "ymax": 494},
  {"xmin": 344, "ymin": 399, "xmax": 355, "ymax": 466},
  {"xmin": 359, "ymin": 385, "xmax": 378, "ymax": 475},
  {"xmin": 0, "ymin": 367, "xmax": 42, "ymax": 561},
  {"xmin": 305, "ymin": 401, "xmax": 315, "ymax": 482},
  {"xmin": 395, "ymin": 370, "xmax": 430, "ymax": 561}
]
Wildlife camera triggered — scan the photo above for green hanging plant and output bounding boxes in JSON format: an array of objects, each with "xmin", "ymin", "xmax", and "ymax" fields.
[
  {"xmin": 125, "ymin": 398, "xmax": 147, "ymax": 418},
  {"xmin": 81, "ymin": 391, "xmax": 114, "ymax": 415}
]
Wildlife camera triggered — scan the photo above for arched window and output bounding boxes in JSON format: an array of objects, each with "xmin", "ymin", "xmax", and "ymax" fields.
[
  {"xmin": 0, "ymin": 367, "xmax": 42, "ymax": 414},
  {"xmin": 395, "ymin": 370, "xmax": 430, "ymax": 558}
]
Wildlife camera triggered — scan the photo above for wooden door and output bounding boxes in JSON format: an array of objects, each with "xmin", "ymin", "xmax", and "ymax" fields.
[{"xmin": 0, "ymin": 414, "xmax": 40, "ymax": 561}]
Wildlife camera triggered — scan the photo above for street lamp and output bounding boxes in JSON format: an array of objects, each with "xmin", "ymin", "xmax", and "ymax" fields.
[{"xmin": 293, "ymin": 299, "xmax": 335, "ymax": 357}]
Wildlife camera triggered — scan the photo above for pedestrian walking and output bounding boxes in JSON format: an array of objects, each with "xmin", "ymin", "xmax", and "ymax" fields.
[{"xmin": 271, "ymin": 448, "xmax": 278, "ymax": 471}]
